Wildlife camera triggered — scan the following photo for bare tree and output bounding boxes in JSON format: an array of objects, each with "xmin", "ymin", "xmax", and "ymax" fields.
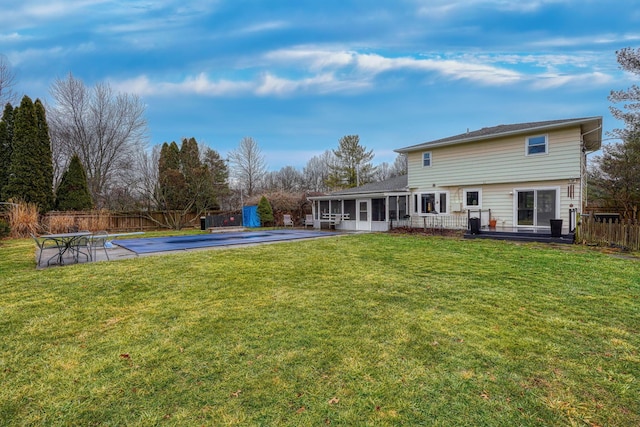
[
  {"xmin": 133, "ymin": 145, "xmax": 160, "ymax": 211},
  {"xmin": 264, "ymin": 166, "xmax": 303, "ymax": 192},
  {"xmin": 228, "ymin": 136, "xmax": 266, "ymax": 197},
  {"xmin": 0, "ymin": 55, "xmax": 18, "ymax": 106},
  {"xmin": 373, "ymin": 162, "xmax": 393, "ymax": 181},
  {"xmin": 48, "ymin": 73, "xmax": 148, "ymax": 208},
  {"xmin": 302, "ymin": 150, "xmax": 335, "ymax": 192},
  {"xmin": 391, "ymin": 153, "xmax": 408, "ymax": 176}
]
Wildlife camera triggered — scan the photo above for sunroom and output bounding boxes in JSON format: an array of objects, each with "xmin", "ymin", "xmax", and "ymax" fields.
[{"xmin": 307, "ymin": 175, "xmax": 410, "ymax": 232}]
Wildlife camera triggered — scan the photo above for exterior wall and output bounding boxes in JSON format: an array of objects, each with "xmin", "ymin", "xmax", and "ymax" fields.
[
  {"xmin": 404, "ymin": 125, "xmax": 585, "ymax": 233},
  {"xmin": 407, "ymin": 179, "xmax": 580, "ymax": 233},
  {"xmin": 407, "ymin": 127, "xmax": 583, "ymax": 188}
]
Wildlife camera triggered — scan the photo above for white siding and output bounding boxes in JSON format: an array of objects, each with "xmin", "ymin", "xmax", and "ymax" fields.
[
  {"xmin": 412, "ymin": 179, "xmax": 580, "ymax": 231},
  {"xmin": 407, "ymin": 127, "xmax": 583, "ymax": 188}
]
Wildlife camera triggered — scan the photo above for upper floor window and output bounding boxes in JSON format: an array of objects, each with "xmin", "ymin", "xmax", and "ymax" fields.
[
  {"xmin": 422, "ymin": 151, "xmax": 432, "ymax": 167},
  {"xmin": 526, "ymin": 135, "xmax": 548, "ymax": 155}
]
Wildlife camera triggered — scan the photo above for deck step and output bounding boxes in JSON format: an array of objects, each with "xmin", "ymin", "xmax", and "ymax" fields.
[{"xmin": 464, "ymin": 231, "xmax": 574, "ymax": 244}]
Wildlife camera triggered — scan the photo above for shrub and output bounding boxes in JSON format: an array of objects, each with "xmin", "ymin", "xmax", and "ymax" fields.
[
  {"xmin": 46, "ymin": 214, "xmax": 76, "ymax": 234},
  {"xmin": 55, "ymin": 154, "xmax": 93, "ymax": 210},
  {"xmin": 77, "ymin": 210, "xmax": 110, "ymax": 232},
  {"xmin": 0, "ymin": 218, "xmax": 10, "ymax": 238},
  {"xmin": 257, "ymin": 196, "xmax": 274, "ymax": 226},
  {"xmin": 8, "ymin": 200, "xmax": 39, "ymax": 238},
  {"xmin": 246, "ymin": 191, "xmax": 311, "ymax": 224}
]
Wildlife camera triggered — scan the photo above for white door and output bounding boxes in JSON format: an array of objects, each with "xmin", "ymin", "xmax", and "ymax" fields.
[{"xmin": 356, "ymin": 199, "xmax": 371, "ymax": 231}]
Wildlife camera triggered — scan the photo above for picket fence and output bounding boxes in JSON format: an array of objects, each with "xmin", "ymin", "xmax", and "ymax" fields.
[{"xmin": 576, "ymin": 217, "xmax": 640, "ymax": 251}]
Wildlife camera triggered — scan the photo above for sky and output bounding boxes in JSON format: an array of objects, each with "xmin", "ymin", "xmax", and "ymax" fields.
[{"xmin": 1, "ymin": 0, "xmax": 639, "ymax": 171}]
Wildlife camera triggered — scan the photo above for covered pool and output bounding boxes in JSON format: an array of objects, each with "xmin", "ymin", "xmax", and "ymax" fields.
[{"xmin": 113, "ymin": 229, "xmax": 333, "ymax": 254}]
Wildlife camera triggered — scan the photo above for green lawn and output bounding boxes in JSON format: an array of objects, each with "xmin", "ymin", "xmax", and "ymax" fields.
[{"xmin": 1, "ymin": 233, "xmax": 638, "ymax": 426}]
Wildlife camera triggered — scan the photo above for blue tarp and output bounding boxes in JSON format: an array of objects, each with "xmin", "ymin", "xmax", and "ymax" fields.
[{"xmin": 242, "ymin": 205, "xmax": 260, "ymax": 227}]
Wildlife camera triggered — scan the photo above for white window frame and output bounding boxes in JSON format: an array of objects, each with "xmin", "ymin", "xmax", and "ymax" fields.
[
  {"xmin": 526, "ymin": 134, "xmax": 548, "ymax": 156},
  {"xmin": 463, "ymin": 188, "xmax": 482, "ymax": 209},
  {"xmin": 422, "ymin": 151, "xmax": 432, "ymax": 167},
  {"xmin": 417, "ymin": 191, "xmax": 449, "ymax": 215}
]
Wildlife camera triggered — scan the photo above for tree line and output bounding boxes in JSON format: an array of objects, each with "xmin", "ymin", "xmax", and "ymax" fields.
[{"xmin": 0, "ymin": 69, "xmax": 407, "ymax": 223}]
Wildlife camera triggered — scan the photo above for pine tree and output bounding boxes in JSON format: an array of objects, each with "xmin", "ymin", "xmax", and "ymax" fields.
[
  {"xmin": 55, "ymin": 154, "xmax": 93, "ymax": 210},
  {"xmin": 34, "ymin": 99, "xmax": 54, "ymax": 211},
  {"xmin": 158, "ymin": 141, "xmax": 186, "ymax": 210},
  {"xmin": 257, "ymin": 195, "xmax": 274, "ymax": 226},
  {"xmin": 5, "ymin": 96, "xmax": 54, "ymax": 211},
  {"xmin": 326, "ymin": 135, "xmax": 375, "ymax": 190},
  {"xmin": 0, "ymin": 103, "xmax": 14, "ymax": 200}
]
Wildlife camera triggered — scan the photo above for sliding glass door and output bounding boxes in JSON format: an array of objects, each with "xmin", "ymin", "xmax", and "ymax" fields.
[{"xmin": 516, "ymin": 189, "xmax": 557, "ymax": 227}]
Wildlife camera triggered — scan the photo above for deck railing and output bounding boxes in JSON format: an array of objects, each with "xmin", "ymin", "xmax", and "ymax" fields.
[{"xmin": 390, "ymin": 214, "xmax": 470, "ymax": 231}]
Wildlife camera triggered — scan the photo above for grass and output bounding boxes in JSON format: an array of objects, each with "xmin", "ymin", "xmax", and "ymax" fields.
[{"xmin": 0, "ymin": 232, "xmax": 638, "ymax": 426}]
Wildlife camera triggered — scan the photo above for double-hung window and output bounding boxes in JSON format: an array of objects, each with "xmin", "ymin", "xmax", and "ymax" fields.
[
  {"xmin": 526, "ymin": 135, "xmax": 548, "ymax": 155},
  {"xmin": 422, "ymin": 151, "xmax": 432, "ymax": 167},
  {"xmin": 463, "ymin": 188, "xmax": 482, "ymax": 209}
]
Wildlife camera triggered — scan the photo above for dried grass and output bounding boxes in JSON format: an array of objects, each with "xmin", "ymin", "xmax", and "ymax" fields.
[
  {"xmin": 8, "ymin": 201, "xmax": 40, "ymax": 238},
  {"xmin": 46, "ymin": 214, "xmax": 76, "ymax": 234},
  {"xmin": 45, "ymin": 210, "xmax": 112, "ymax": 233},
  {"xmin": 79, "ymin": 210, "xmax": 111, "ymax": 231}
]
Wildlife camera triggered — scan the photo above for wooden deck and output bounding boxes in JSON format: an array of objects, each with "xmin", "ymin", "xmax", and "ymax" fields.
[{"xmin": 464, "ymin": 227, "xmax": 575, "ymax": 244}]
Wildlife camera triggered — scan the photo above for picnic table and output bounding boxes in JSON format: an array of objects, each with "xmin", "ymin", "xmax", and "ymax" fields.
[{"xmin": 37, "ymin": 231, "xmax": 92, "ymax": 265}]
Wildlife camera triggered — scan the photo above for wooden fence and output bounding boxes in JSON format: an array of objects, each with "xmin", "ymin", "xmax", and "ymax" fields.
[
  {"xmin": 43, "ymin": 211, "xmax": 203, "ymax": 232},
  {"xmin": 576, "ymin": 217, "xmax": 640, "ymax": 251}
]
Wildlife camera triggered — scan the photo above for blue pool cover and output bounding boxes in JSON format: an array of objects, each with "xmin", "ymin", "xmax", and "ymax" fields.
[{"xmin": 113, "ymin": 230, "xmax": 331, "ymax": 254}]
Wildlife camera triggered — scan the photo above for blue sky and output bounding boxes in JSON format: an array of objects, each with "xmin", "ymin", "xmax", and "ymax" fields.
[{"xmin": 1, "ymin": 0, "xmax": 638, "ymax": 170}]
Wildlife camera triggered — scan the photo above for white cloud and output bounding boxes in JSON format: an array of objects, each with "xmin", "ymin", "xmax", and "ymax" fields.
[
  {"xmin": 264, "ymin": 48, "xmax": 356, "ymax": 71},
  {"xmin": 0, "ymin": 0, "xmax": 110, "ymax": 28},
  {"xmin": 0, "ymin": 33, "xmax": 24, "ymax": 42},
  {"xmin": 531, "ymin": 71, "xmax": 612, "ymax": 89},
  {"xmin": 110, "ymin": 47, "xmax": 613, "ymax": 99},
  {"xmin": 266, "ymin": 49, "xmax": 523, "ymax": 86},
  {"xmin": 255, "ymin": 72, "xmax": 369, "ymax": 96},
  {"xmin": 415, "ymin": 0, "xmax": 570, "ymax": 16},
  {"xmin": 111, "ymin": 73, "xmax": 254, "ymax": 97},
  {"xmin": 8, "ymin": 43, "xmax": 96, "ymax": 66},
  {"xmin": 234, "ymin": 20, "xmax": 289, "ymax": 36}
]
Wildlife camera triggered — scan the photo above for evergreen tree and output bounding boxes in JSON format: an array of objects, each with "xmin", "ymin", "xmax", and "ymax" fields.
[
  {"xmin": 326, "ymin": 135, "xmax": 375, "ymax": 190},
  {"xmin": 158, "ymin": 141, "xmax": 186, "ymax": 210},
  {"xmin": 257, "ymin": 195, "xmax": 274, "ymax": 226},
  {"xmin": 203, "ymin": 147, "xmax": 229, "ymax": 209},
  {"xmin": 5, "ymin": 96, "xmax": 54, "ymax": 211},
  {"xmin": 55, "ymin": 154, "xmax": 93, "ymax": 210},
  {"xmin": 0, "ymin": 103, "xmax": 14, "ymax": 200},
  {"xmin": 34, "ymin": 99, "xmax": 54, "ymax": 211}
]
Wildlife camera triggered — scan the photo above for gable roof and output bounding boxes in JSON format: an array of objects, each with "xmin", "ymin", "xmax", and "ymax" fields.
[{"xmin": 395, "ymin": 117, "xmax": 602, "ymax": 153}]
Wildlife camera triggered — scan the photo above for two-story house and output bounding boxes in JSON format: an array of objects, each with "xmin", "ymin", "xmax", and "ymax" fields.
[{"xmin": 308, "ymin": 117, "xmax": 602, "ymax": 234}]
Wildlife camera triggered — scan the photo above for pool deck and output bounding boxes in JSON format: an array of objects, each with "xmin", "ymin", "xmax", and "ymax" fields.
[{"xmin": 35, "ymin": 229, "xmax": 344, "ymax": 269}]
